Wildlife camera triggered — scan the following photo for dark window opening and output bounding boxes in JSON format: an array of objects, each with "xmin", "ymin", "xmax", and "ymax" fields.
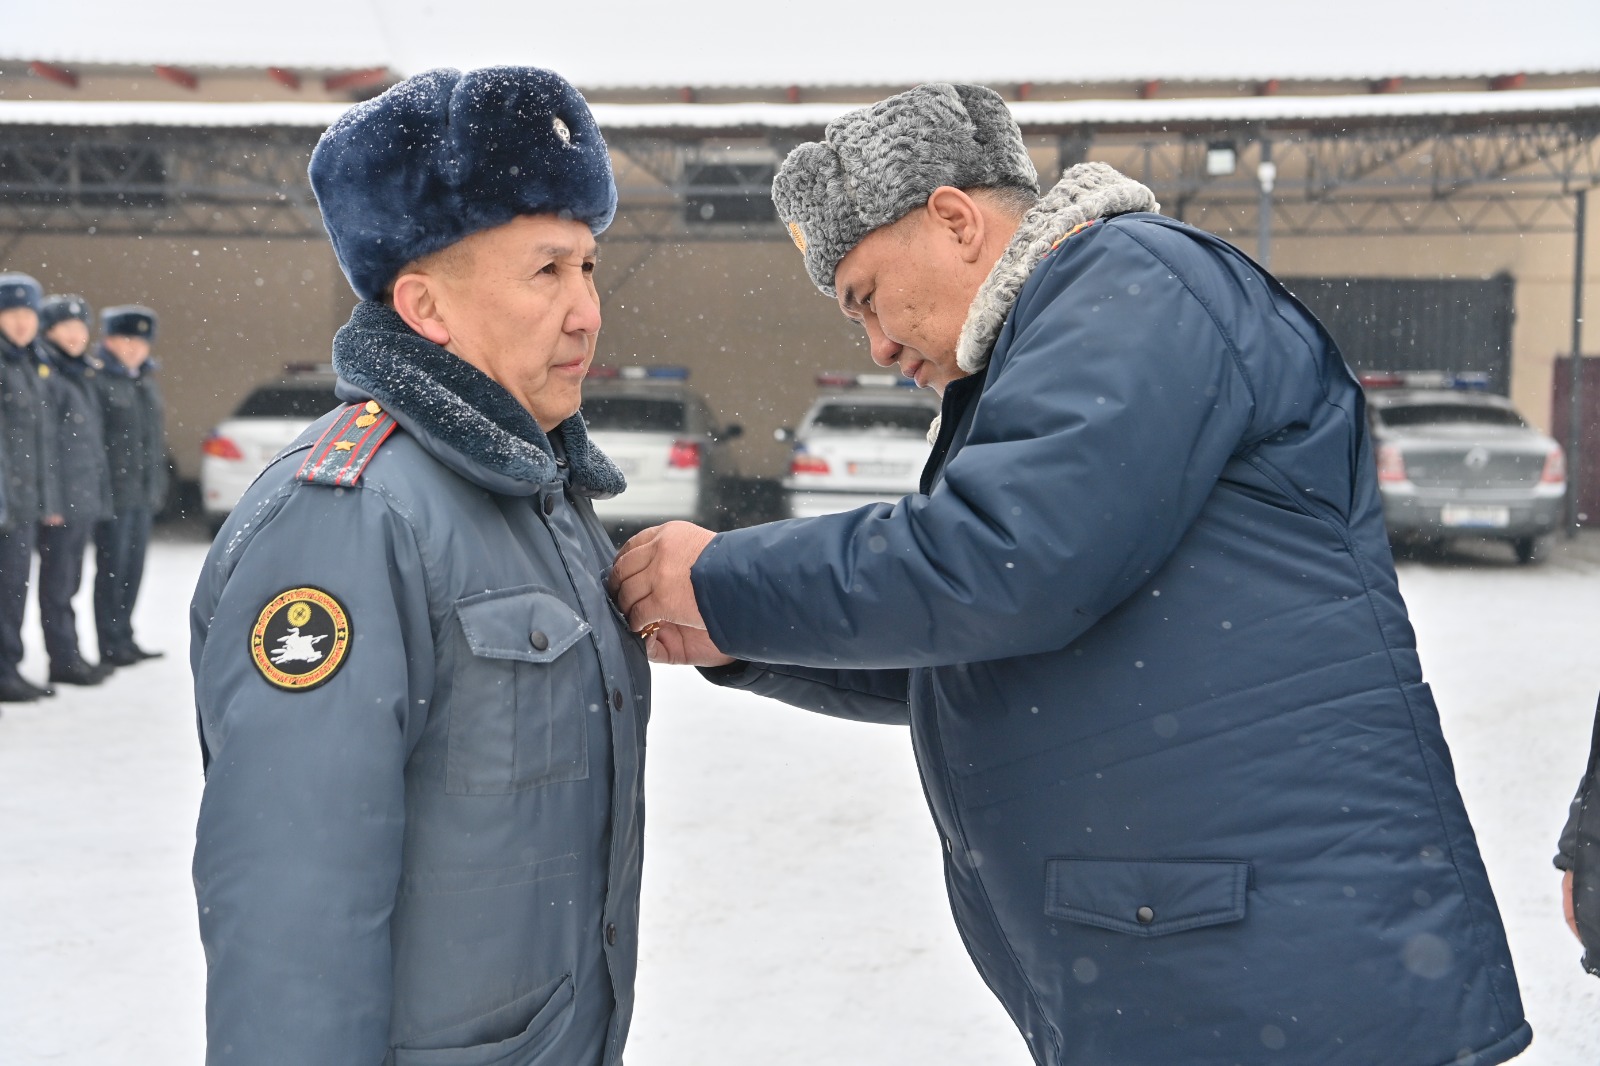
[
  {"xmin": 1375, "ymin": 404, "xmax": 1526, "ymax": 428},
  {"xmin": 233, "ymin": 386, "xmax": 341, "ymax": 420},
  {"xmin": 583, "ymin": 397, "xmax": 688, "ymax": 432},
  {"xmin": 809, "ymin": 403, "xmax": 938, "ymax": 433}
]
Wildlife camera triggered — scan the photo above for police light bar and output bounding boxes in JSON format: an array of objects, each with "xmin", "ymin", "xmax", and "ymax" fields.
[
  {"xmin": 815, "ymin": 371, "xmax": 917, "ymax": 389},
  {"xmin": 1358, "ymin": 370, "xmax": 1493, "ymax": 392},
  {"xmin": 588, "ymin": 365, "xmax": 690, "ymax": 381}
]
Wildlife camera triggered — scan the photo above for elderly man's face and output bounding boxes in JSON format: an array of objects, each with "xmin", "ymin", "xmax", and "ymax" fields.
[
  {"xmin": 833, "ymin": 216, "xmax": 991, "ymax": 397},
  {"xmin": 46, "ymin": 319, "xmax": 90, "ymax": 357},
  {"xmin": 427, "ymin": 215, "xmax": 601, "ymax": 432},
  {"xmin": 0, "ymin": 307, "xmax": 39, "ymax": 348}
]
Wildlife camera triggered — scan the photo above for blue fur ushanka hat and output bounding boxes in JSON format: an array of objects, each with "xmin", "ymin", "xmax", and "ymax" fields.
[
  {"xmin": 0, "ymin": 273, "xmax": 42, "ymax": 313},
  {"xmin": 309, "ymin": 66, "xmax": 617, "ymax": 302},
  {"xmin": 101, "ymin": 305, "xmax": 158, "ymax": 341},
  {"xmin": 40, "ymin": 294, "xmax": 92, "ymax": 332}
]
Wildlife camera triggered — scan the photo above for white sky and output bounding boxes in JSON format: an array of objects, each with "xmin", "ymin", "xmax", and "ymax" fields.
[{"xmin": 6, "ymin": 0, "xmax": 1599, "ymax": 88}]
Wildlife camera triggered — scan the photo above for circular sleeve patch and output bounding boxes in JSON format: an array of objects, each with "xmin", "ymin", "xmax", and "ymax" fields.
[{"xmin": 250, "ymin": 586, "xmax": 352, "ymax": 692}]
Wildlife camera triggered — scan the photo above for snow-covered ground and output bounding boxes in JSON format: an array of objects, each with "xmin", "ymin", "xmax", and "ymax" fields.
[{"xmin": 1, "ymin": 527, "xmax": 1597, "ymax": 1064}]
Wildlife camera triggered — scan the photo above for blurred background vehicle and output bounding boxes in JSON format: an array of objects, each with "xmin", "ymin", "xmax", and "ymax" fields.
[
  {"xmin": 1363, "ymin": 371, "xmax": 1566, "ymax": 564},
  {"xmin": 582, "ymin": 366, "xmax": 742, "ymax": 536},
  {"xmin": 198, "ymin": 365, "xmax": 340, "ymax": 533},
  {"xmin": 779, "ymin": 373, "xmax": 941, "ymax": 519}
]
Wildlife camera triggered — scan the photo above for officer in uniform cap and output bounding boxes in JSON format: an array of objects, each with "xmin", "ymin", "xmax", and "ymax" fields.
[
  {"xmin": 0, "ymin": 272, "xmax": 63, "ymax": 703},
  {"xmin": 37, "ymin": 295, "xmax": 115, "ymax": 684},
  {"xmin": 191, "ymin": 67, "xmax": 647, "ymax": 1065},
  {"xmin": 92, "ymin": 304, "xmax": 168, "ymax": 666}
]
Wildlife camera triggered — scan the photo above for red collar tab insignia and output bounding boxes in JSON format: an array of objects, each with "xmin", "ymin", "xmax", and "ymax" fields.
[
  {"xmin": 295, "ymin": 402, "xmax": 398, "ymax": 487},
  {"xmin": 1049, "ymin": 218, "xmax": 1098, "ymax": 253},
  {"xmin": 250, "ymin": 586, "xmax": 352, "ymax": 692}
]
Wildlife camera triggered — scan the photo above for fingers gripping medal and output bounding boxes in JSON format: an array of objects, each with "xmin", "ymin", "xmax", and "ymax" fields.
[{"xmin": 251, "ymin": 586, "xmax": 353, "ymax": 691}]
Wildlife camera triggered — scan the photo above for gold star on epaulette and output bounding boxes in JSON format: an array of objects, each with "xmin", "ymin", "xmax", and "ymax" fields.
[{"xmin": 333, "ymin": 441, "xmax": 357, "ymax": 451}]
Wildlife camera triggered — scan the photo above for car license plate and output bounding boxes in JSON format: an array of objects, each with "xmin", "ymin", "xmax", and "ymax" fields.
[
  {"xmin": 847, "ymin": 461, "xmax": 911, "ymax": 477},
  {"xmin": 1440, "ymin": 504, "xmax": 1510, "ymax": 529}
]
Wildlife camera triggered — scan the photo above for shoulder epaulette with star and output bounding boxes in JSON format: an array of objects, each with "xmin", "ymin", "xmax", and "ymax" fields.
[{"xmin": 295, "ymin": 401, "xmax": 398, "ymax": 487}]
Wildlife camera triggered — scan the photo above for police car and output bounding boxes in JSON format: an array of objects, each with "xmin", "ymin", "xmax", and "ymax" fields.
[
  {"xmin": 1363, "ymin": 371, "xmax": 1566, "ymax": 563},
  {"xmin": 200, "ymin": 365, "xmax": 341, "ymax": 532},
  {"xmin": 580, "ymin": 366, "xmax": 742, "ymax": 532},
  {"xmin": 780, "ymin": 373, "xmax": 942, "ymax": 519}
]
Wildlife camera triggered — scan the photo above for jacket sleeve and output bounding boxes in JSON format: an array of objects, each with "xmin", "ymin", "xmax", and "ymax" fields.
[
  {"xmin": 191, "ymin": 482, "xmax": 435, "ymax": 1065},
  {"xmin": 699, "ymin": 661, "xmax": 909, "ymax": 725},
  {"xmin": 692, "ymin": 223, "xmax": 1256, "ymax": 669},
  {"xmin": 35, "ymin": 357, "xmax": 62, "ymax": 517},
  {"xmin": 1556, "ymin": 694, "xmax": 1600, "ymax": 871}
]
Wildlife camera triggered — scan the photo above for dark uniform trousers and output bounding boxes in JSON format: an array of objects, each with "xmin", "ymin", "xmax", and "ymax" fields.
[
  {"xmin": 38, "ymin": 521, "xmax": 94, "ymax": 667},
  {"xmin": 0, "ymin": 522, "xmax": 37, "ymax": 676},
  {"xmin": 94, "ymin": 508, "xmax": 151, "ymax": 658}
]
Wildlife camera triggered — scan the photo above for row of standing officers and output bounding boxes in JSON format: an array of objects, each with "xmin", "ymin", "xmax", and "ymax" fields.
[{"xmin": 0, "ymin": 272, "xmax": 168, "ymax": 705}]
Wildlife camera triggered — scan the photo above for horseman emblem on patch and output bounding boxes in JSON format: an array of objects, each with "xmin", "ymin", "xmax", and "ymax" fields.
[{"xmin": 250, "ymin": 586, "xmax": 352, "ymax": 691}]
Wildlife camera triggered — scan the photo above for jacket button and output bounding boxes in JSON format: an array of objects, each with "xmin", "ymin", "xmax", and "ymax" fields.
[
  {"xmin": 1136, "ymin": 906, "xmax": 1156, "ymax": 924},
  {"xmin": 611, "ymin": 688, "xmax": 624, "ymax": 712},
  {"xmin": 605, "ymin": 923, "xmax": 618, "ymax": 946},
  {"xmin": 542, "ymin": 495, "xmax": 555, "ymax": 516},
  {"xmin": 529, "ymin": 630, "xmax": 549, "ymax": 652}
]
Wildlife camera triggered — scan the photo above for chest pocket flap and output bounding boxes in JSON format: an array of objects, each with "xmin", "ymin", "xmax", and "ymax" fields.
[
  {"xmin": 449, "ymin": 586, "xmax": 593, "ymax": 795},
  {"xmin": 457, "ymin": 586, "xmax": 591, "ymax": 664},
  {"xmin": 1045, "ymin": 857, "xmax": 1250, "ymax": 938}
]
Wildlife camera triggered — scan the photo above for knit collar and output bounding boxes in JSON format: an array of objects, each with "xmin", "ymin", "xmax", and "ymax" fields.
[
  {"xmin": 331, "ymin": 301, "xmax": 626, "ymax": 498},
  {"xmin": 955, "ymin": 162, "xmax": 1159, "ymax": 374}
]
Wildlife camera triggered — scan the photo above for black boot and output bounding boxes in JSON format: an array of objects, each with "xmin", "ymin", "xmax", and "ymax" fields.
[
  {"xmin": 0, "ymin": 674, "xmax": 41, "ymax": 702},
  {"xmin": 49, "ymin": 660, "xmax": 107, "ymax": 686},
  {"xmin": 128, "ymin": 644, "xmax": 166, "ymax": 661},
  {"xmin": 103, "ymin": 648, "xmax": 142, "ymax": 667}
]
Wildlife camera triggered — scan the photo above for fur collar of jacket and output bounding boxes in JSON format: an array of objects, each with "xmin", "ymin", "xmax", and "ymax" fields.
[
  {"xmin": 332, "ymin": 301, "xmax": 626, "ymax": 498},
  {"xmin": 955, "ymin": 162, "xmax": 1159, "ymax": 374}
]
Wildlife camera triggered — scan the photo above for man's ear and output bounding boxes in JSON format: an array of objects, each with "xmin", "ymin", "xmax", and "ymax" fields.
[
  {"xmin": 924, "ymin": 186, "xmax": 986, "ymax": 265},
  {"xmin": 391, "ymin": 272, "xmax": 452, "ymax": 347}
]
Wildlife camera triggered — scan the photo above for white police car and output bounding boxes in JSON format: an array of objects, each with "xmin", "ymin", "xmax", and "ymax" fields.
[
  {"xmin": 1363, "ymin": 370, "xmax": 1566, "ymax": 563},
  {"xmin": 781, "ymin": 373, "xmax": 942, "ymax": 519},
  {"xmin": 581, "ymin": 366, "xmax": 742, "ymax": 532},
  {"xmin": 199, "ymin": 365, "xmax": 341, "ymax": 533}
]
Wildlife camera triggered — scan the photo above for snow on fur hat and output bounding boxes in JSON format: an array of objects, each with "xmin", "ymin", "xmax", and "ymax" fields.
[
  {"xmin": 309, "ymin": 66, "xmax": 617, "ymax": 302},
  {"xmin": 0, "ymin": 273, "xmax": 42, "ymax": 313},
  {"xmin": 772, "ymin": 83, "xmax": 1038, "ymax": 297},
  {"xmin": 40, "ymin": 294, "xmax": 92, "ymax": 333},
  {"xmin": 101, "ymin": 305, "xmax": 157, "ymax": 341}
]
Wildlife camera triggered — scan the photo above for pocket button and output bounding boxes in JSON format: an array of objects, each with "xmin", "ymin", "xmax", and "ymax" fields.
[
  {"xmin": 605, "ymin": 923, "xmax": 619, "ymax": 946},
  {"xmin": 529, "ymin": 630, "xmax": 549, "ymax": 652},
  {"xmin": 611, "ymin": 688, "xmax": 624, "ymax": 712},
  {"xmin": 1136, "ymin": 905, "xmax": 1156, "ymax": 925}
]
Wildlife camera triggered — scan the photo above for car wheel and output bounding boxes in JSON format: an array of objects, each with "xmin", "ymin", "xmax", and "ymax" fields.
[{"xmin": 1513, "ymin": 536, "xmax": 1542, "ymax": 565}]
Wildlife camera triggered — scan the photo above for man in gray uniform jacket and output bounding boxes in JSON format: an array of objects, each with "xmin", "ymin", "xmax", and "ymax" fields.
[
  {"xmin": 0, "ymin": 272, "xmax": 62, "ymax": 703},
  {"xmin": 190, "ymin": 67, "xmax": 648, "ymax": 1066}
]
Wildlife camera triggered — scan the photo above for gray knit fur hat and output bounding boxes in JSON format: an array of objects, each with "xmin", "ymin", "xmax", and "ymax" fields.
[{"xmin": 772, "ymin": 83, "xmax": 1038, "ymax": 297}]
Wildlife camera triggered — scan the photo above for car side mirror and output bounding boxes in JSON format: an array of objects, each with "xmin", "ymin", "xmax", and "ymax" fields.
[{"xmin": 773, "ymin": 426, "xmax": 794, "ymax": 443}]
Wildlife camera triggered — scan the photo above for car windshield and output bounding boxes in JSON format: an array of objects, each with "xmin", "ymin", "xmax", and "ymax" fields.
[
  {"xmin": 809, "ymin": 402, "xmax": 935, "ymax": 433},
  {"xmin": 232, "ymin": 385, "xmax": 340, "ymax": 420},
  {"xmin": 1376, "ymin": 403, "xmax": 1526, "ymax": 429},
  {"xmin": 582, "ymin": 396, "xmax": 687, "ymax": 432}
]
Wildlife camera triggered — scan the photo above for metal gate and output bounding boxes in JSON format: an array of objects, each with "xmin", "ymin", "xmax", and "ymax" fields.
[
  {"xmin": 1281, "ymin": 274, "xmax": 1515, "ymax": 394},
  {"xmin": 1552, "ymin": 355, "xmax": 1600, "ymax": 527}
]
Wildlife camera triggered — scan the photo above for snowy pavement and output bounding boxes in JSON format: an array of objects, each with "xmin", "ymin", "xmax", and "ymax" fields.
[{"xmin": 1, "ymin": 527, "xmax": 1598, "ymax": 1065}]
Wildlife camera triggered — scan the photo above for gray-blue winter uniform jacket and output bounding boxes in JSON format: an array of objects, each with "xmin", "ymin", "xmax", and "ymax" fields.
[
  {"xmin": 692, "ymin": 204, "xmax": 1530, "ymax": 1065},
  {"xmin": 191, "ymin": 303, "xmax": 648, "ymax": 1066}
]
